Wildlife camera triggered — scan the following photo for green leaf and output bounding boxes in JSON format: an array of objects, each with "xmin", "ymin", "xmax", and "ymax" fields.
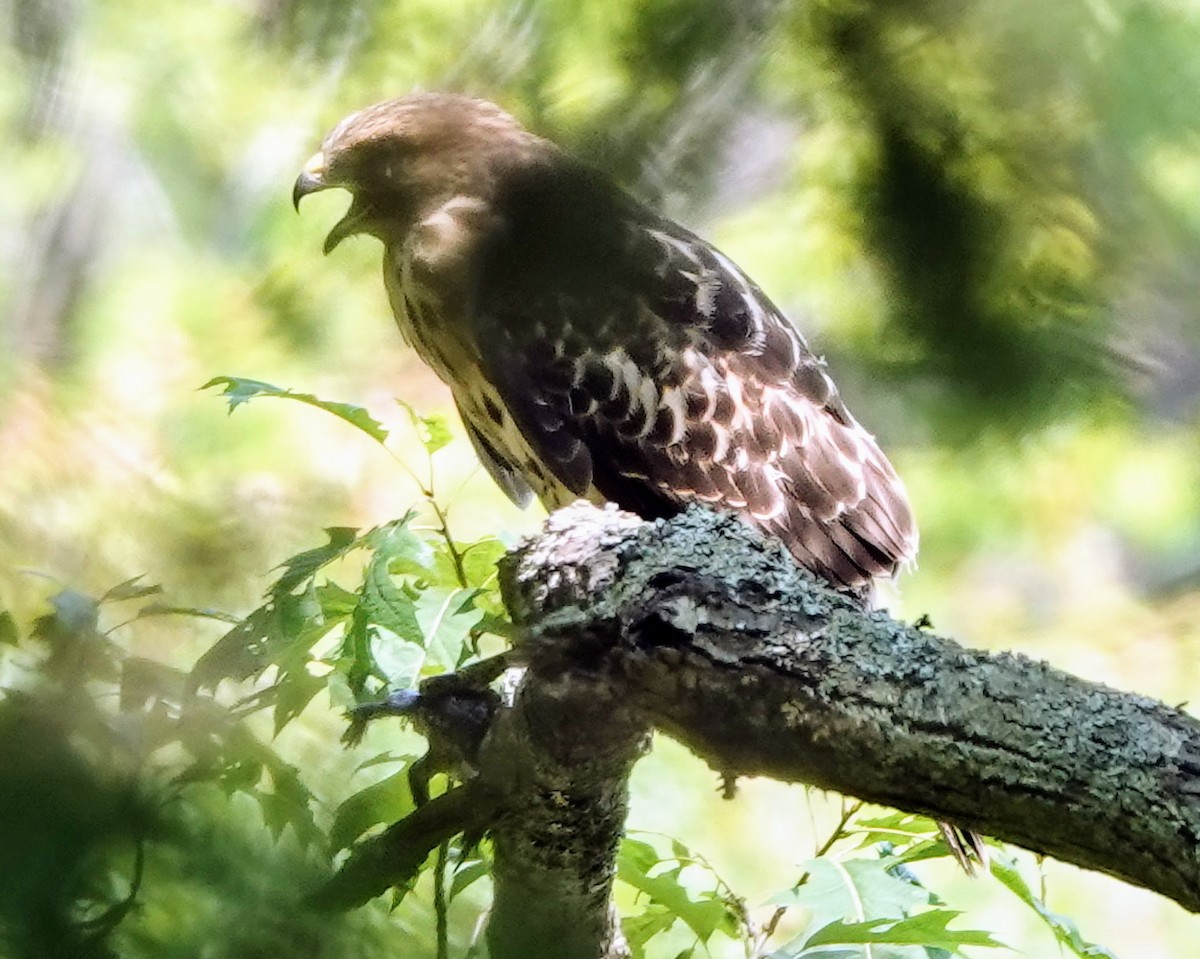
[
  {"xmin": 316, "ymin": 581, "xmax": 360, "ymax": 619},
  {"xmin": 622, "ymin": 903, "xmax": 677, "ymax": 957},
  {"xmin": 365, "ymin": 519, "xmax": 437, "ymax": 578},
  {"xmin": 120, "ymin": 656, "xmax": 185, "ymax": 712},
  {"xmin": 990, "ymin": 853, "xmax": 1116, "ymax": 958},
  {"xmin": 415, "ymin": 587, "xmax": 484, "ymax": 670},
  {"xmin": 330, "ymin": 767, "xmax": 417, "ymax": 850},
  {"xmin": 802, "ymin": 911, "xmax": 1004, "ymax": 951},
  {"xmin": 845, "ymin": 813, "xmax": 941, "ymax": 851},
  {"xmin": 273, "ymin": 665, "xmax": 326, "ymax": 734},
  {"xmin": 617, "ymin": 838, "xmax": 732, "ymax": 945},
  {"xmin": 355, "ymin": 752, "xmax": 412, "ymax": 771},
  {"xmin": 190, "ymin": 584, "xmax": 342, "ymax": 694},
  {"xmin": 218, "ymin": 757, "xmax": 263, "ymax": 794},
  {"xmin": 474, "ymin": 611, "xmax": 515, "ymax": 640},
  {"xmin": 770, "ymin": 858, "xmax": 932, "ymax": 921},
  {"xmin": 190, "ymin": 605, "xmax": 274, "ymax": 689},
  {"xmin": 326, "ymin": 668, "xmax": 357, "ymax": 710},
  {"xmin": 0, "ymin": 610, "xmax": 18, "ymax": 646},
  {"xmin": 361, "ymin": 554, "xmax": 423, "ymax": 644},
  {"xmin": 396, "ymin": 399, "xmax": 453, "ymax": 454},
  {"xmin": 371, "ymin": 630, "xmax": 426, "ymax": 688},
  {"xmin": 203, "ymin": 376, "xmax": 389, "ymax": 444},
  {"xmin": 274, "ymin": 527, "xmax": 360, "ymax": 597},
  {"xmin": 189, "ymin": 532, "xmax": 361, "ymax": 696},
  {"xmin": 100, "ymin": 575, "xmax": 163, "ymax": 603},
  {"xmin": 262, "ymin": 756, "xmax": 320, "ymax": 847},
  {"xmin": 339, "ymin": 604, "xmax": 377, "ymax": 695},
  {"xmin": 135, "ymin": 603, "xmax": 241, "ymax": 625},
  {"xmin": 458, "ymin": 537, "xmax": 507, "ymax": 587},
  {"xmin": 449, "ymin": 858, "xmax": 491, "ymax": 901}
]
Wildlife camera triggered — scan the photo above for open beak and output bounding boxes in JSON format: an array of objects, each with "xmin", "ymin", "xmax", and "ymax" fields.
[{"xmin": 292, "ymin": 151, "xmax": 369, "ymax": 255}]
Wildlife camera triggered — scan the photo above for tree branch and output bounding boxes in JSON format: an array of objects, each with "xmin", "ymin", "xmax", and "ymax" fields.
[
  {"xmin": 487, "ymin": 501, "xmax": 1200, "ymax": 949},
  {"xmin": 329, "ymin": 502, "xmax": 1200, "ymax": 958}
]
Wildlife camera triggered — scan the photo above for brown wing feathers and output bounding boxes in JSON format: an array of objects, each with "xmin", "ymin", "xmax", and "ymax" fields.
[{"xmin": 475, "ymin": 198, "xmax": 917, "ymax": 589}]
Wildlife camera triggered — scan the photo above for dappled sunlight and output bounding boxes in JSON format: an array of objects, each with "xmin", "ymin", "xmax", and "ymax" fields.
[{"xmin": 4, "ymin": 0, "xmax": 1200, "ymax": 955}]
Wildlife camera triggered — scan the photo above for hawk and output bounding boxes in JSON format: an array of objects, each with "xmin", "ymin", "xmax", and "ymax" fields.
[
  {"xmin": 293, "ymin": 93, "xmax": 917, "ymax": 594},
  {"xmin": 294, "ymin": 94, "xmax": 987, "ymax": 871}
]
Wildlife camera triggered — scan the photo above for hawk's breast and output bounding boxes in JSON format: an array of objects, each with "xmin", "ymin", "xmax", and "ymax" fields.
[{"xmin": 384, "ymin": 194, "xmax": 592, "ymax": 511}]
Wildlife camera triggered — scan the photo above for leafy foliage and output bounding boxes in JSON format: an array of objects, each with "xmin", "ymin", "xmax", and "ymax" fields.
[
  {"xmin": 0, "ymin": 394, "xmax": 1120, "ymax": 958},
  {"xmin": 764, "ymin": 811, "xmax": 999, "ymax": 959},
  {"xmin": 990, "ymin": 853, "xmax": 1118, "ymax": 959},
  {"xmin": 618, "ymin": 834, "xmax": 746, "ymax": 956},
  {"xmin": 0, "ymin": 387, "xmax": 508, "ymax": 957},
  {"xmin": 203, "ymin": 376, "xmax": 391, "ymax": 444}
]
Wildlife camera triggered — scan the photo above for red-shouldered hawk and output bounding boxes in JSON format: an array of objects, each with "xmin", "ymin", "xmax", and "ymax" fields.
[{"xmin": 293, "ymin": 93, "xmax": 917, "ymax": 594}]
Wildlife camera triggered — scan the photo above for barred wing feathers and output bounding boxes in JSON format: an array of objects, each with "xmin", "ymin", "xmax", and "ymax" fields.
[{"xmin": 465, "ymin": 160, "xmax": 917, "ymax": 590}]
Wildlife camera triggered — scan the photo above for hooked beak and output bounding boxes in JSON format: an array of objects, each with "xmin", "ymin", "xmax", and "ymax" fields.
[
  {"xmin": 292, "ymin": 151, "xmax": 371, "ymax": 255},
  {"xmin": 292, "ymin": 152, "xmax": 329, "ymax": 210}
]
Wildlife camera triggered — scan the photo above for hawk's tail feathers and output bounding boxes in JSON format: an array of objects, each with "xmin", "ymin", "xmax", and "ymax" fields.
[{"xmin": 938, "ymin": 820, "xmax": 990, "ymax": 875}]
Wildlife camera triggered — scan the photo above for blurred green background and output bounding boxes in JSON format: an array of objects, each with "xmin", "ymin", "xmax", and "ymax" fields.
[{"xmin": 3, "ymin": 0, "xmax": 1200, "ymax": 955}]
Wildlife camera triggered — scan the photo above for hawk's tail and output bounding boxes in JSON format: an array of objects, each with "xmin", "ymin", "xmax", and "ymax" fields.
[{"xmin": 938, "ymin": 820, "xmax": 989, "ymax": 875}]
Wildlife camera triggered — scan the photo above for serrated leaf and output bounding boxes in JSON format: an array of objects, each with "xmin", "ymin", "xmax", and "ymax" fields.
[
  {"xmin": 190, "ymin": 604, "xmax": 284, "ymax": 690},
  {"xmin": 330, "ymin": 768, "xmax": 417, "ymax": 850},
  {"xmin": 190, "ymin": 584, "xmax": 341, "ymax": 693},
  {"xmin": 990, "ymin": 853, "xmax": 1116, "ymax": 958},
  {"xmin": 204, "ymin": 376, "xmax": 389, "ymax": 443},
  {"xmin": 459, "ymin": 538, "xmax": 507, "ymax": 588},
  {"xmin": 617, "ymin": 838, "xmax": 731, "ymax": 944},
  {"xmin": 0, "ymin": 611, "xmax": 18, "ymax": 646},
  {"xmin": 339, "ymin": 605, "xmax": 377, "ymax": 695},
  {"xmin": 218, "ymin": 757, "xmax": 264, "ymax": 794},
  {"xmin": 273, "ymin": 527, "xmax": 360, "ymax": 597},
  {"xmin": 396, "ymin": 399, "xmax": 453, "ymax": 454},
  {"xmin": 273, "ymin": 665, "xmax": 326, "ymax": 734},
  {"xmin": 415, "ymin": 587, "xmax": 483, "ymax": 670},
  {"xmin": 802, "ymin": 911, "xmax": 1003, "ymax": 951},
  {"xmin": 366, "ymin": 520, "xmax": 437, "ymax": 578},
  {"xmin": 262, "ymin": 758, "xmax": 320, "ymax": 847},
  {"xmin": 326, "ymin": 669, "xmax": 357, "ymax": 710},
  {"xmin": 621, "ymin": 838, "xmax": 661, "ymax": 874},
  {"xmin": 317, "ymin": 581, "xmax": 360, "ymax": 619},
  {"xmin": 622, "ymin": 903, "xmax": 677, "ymax": 956},
  {"xmin": 845, "ymin": 814, "xmax": 940, "ymax": 851},
  {"xmin": 854, "ymin": 813, "xmax": 932, "ymax": 833},
  {"xmin": 101, "ymin": 575, "xmax": 163, "ymax": 603},
  {"xmin": 355, "ymin": 752, "xmax": 412, "ymax": 771},
  {"xmin": 474, "ymin": 611, "xmax": 515, "ymax": 640},
  {"xmin": 361, "ymin": 555, "xmax": 423, "ymax": 644},
  {"xmin": 770, "ymin": 858, "xmax": 932, "ymax": 920}
]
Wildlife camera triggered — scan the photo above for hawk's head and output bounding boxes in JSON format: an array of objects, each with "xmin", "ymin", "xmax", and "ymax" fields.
[{"xmin": 293, "ymin": 93, "xmax": 540, "ymax": 254}]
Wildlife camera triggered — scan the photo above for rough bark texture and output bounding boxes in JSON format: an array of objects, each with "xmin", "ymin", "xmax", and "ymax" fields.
[
  {"xmin": 482, "ymin": 507, "xmax": 650, "ymax": 959},
  {"xmin": 322, "ymin": 501, "xmax": 1200, "ymax": 957},
  {"xmin": 482, "ymin": 673, "xmax": 646, "ymax": 959},
  {"xmin": 481, "ymin": 501, "xmax": 1200, "ymax": 959}
]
